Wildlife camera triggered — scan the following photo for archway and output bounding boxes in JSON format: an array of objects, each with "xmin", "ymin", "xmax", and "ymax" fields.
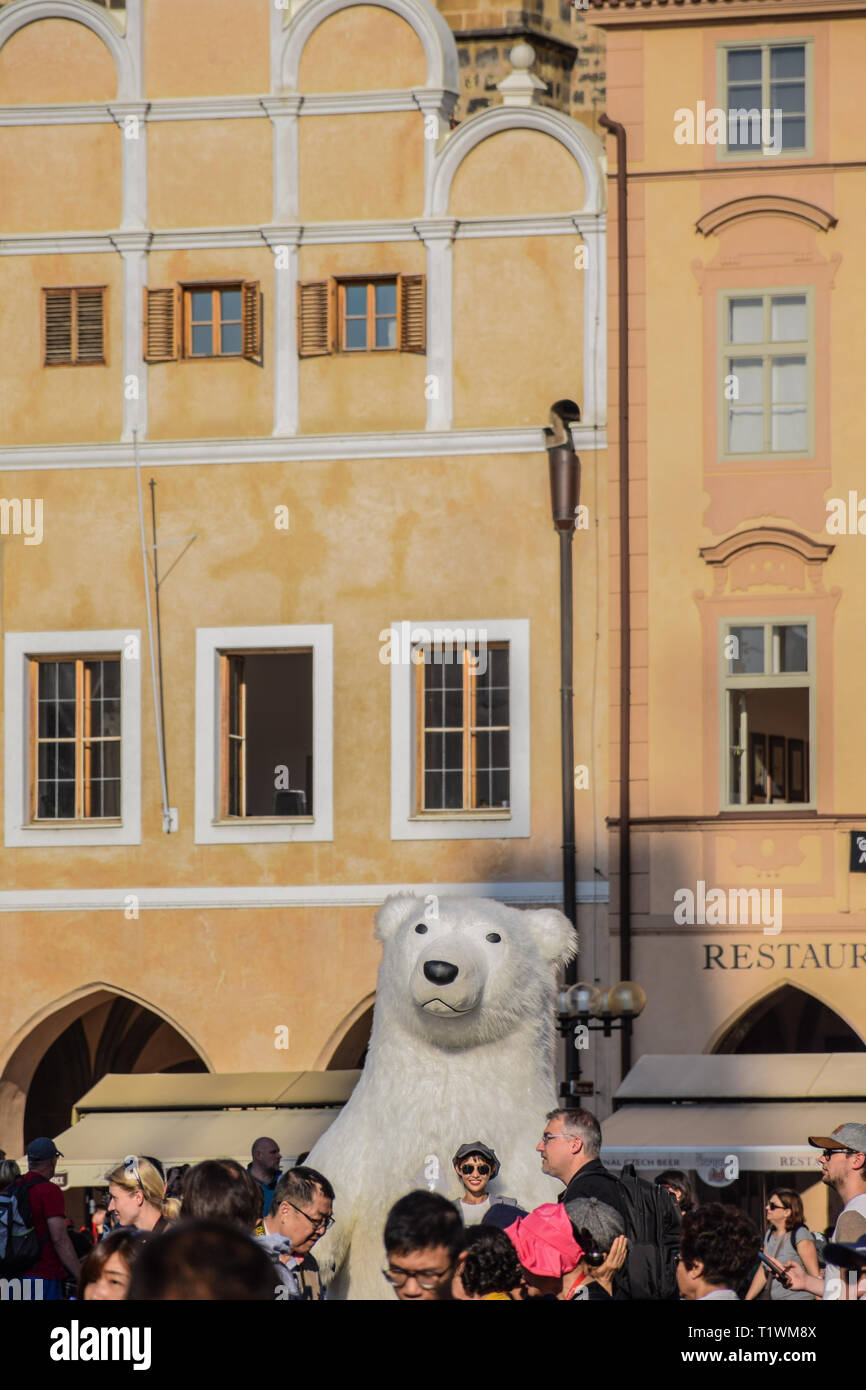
[
  {"xmin": 1, "ymin": 987, "xmax": 209, "ymax": 1156},
  {"xmin": 24, "ymin": 996, "xmax": 207, "ymax": 1144},
  {"xmin": 325, "ymin": 1003, "xmax": 374, "ymax": 1070},
  {"xmin": 714, "ymin": 984, "xmax": 865, "ymax": 1054}
]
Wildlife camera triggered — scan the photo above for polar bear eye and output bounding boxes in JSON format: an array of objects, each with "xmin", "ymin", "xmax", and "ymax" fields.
[
  {"xmin": 414, "ymin": 923, "xmax": 428, "ymax": 934},
  {"xmin": 485, "ymin": 932, "xmax": 501, "ymax": 943}
]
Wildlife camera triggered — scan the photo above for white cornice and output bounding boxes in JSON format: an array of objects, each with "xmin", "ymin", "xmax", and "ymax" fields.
[
  {"xmin": 0, "ymin": 881, "xmax": 607, "ymax": 912},
  {"xmin": 0, "ymin": 425, "xmax": 606, "ymax": 471},
  {"xmin": 0, "ymin": 213, "xmax": 603, "ymax": 257},
  {"xmin": 0, "ymin": 90, "xmax": 456, "ymax": 126}
]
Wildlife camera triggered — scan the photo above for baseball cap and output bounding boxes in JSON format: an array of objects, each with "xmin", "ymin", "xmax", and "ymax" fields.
[
  {"xmin": 452, "ymin": 1142, "xmax": 499, "ymax": 1177},
  {"xmin": 822, "ymin": 1235, "xmax": 866, "ymax": 1270},
  {"xmin": 26, "ymin": 1137, "xmax": 63, "ymax": 1162},
  {"xmin": 807, "ymin": 1123, "xmax": 866, "ymax": 1154},
  {"xmin": 505, "ymin": 1203, "xmax": 584, "ymax": 1278}
]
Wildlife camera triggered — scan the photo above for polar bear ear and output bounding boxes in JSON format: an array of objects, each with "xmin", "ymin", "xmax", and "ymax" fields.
[
  {"xmin": 374, "ymin": 893, "xmax": 421, "ymax": 942},
  {"xmin": 524, "ymin": 908, "xmax": 577, "ymax": 966}
]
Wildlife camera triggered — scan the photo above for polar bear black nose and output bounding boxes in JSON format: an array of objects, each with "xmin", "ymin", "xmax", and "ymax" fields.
[{"xmin": 423, "ymin": 959, "xmax": 459, "ymax": 985}]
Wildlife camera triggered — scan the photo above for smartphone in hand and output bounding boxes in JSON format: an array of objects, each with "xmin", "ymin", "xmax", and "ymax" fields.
[{"xmin": 758, "ymin": 1251, "xmax": 792, "ymax": 1288}]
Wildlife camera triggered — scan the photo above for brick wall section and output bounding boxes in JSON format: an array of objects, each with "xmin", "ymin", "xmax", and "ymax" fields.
[{"xmin": 437, "ymin": 0, "xmax": 606, "ymax": 129}]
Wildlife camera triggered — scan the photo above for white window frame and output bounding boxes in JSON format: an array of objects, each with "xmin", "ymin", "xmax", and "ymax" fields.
[
  {"xmin": 716, "ymin": 38, "xmax": 813, "ymax": 162},
  {"xmin": 390, "ymin": 618, "xmax": 530, "ymax": 840},
  {"xmin": 718, "ymin": 615, "xmax": 816, "ymax": 813},
  {"xmin": 4, "ymin": 629, "xmax": 141, "ymax": 847},
  {"xmin": 195, "ymin": 625, "xmax": 333, "ymax": 844},
  {"xmin": 718, "ymin": 286, "xmax": 813, "ymax": 461}
]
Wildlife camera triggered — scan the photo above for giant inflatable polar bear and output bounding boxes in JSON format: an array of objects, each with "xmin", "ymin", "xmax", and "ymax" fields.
[{"xmin": 306, "ymin": 893, "xmax": 576, "ymax": 1300}]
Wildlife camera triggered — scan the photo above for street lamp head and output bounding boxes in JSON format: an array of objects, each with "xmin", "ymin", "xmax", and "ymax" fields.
[
  {"xmin": 546, "ymin": 400, "xmax": 581, "ymax": 531},
  {"xmin": 560, "ymin": 981, "xmax": 602, "ymax": 1017},
  {"xmin": 607, "ymin": 981, "xmax": 647, "ymax": 1018}
]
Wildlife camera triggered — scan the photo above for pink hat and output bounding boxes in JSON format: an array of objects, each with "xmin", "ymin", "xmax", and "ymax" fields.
[{"xmin": 505, "ymin": 1203, "xmax": 585, "ymax": 1278}]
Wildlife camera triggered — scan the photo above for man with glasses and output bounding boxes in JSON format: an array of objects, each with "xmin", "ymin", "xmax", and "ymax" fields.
[
  {"xmin": 782, "ymin": 1123, "xmax": 866, "ymax": 1300},
  {"xmin": 537, "ymin": 1109, "xmax": 628, "ymax": 1223},
  {"xmin": 382, "ymin": 1191, "xmax": 464, "ymax": 1301},
  {"xmin": 256, "ymin": 1166, "xmax": 335, "ymax": 1300}
]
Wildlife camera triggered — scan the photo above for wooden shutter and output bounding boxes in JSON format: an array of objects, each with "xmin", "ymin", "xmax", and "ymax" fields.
[
  {"xmin": 399, "ymin": 273, "xmax": 426, "ymax": 354},
  {"xmin": 44, "ymin": 290, "xmax": 73, "ymax": 364},
  {"xmin": 242, "ymin": 280, "xmax": 262, "ymax": 364},
  {"xmin": 76, "ymin": 288, "xmax": 105, "ymax": 363},
  {"xmin": 143, "ymin": 286, "xmax": 179, "ymax": 362},
  {"xmin": 297, "ymin": 279, "xmax": 334, "ymax": 357}
]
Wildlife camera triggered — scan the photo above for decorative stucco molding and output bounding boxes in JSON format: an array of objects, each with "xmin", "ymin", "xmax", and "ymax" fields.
[{"xmin": 696, "ymin": 197, "xmax": 838, "ymax": 238}]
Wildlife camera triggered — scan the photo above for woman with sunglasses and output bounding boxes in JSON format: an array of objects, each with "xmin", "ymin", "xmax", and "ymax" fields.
[
  {"xmin": 744, "ymin": 1188, "xmax": 818, "ymax": 1301},
  {"xmin": 104, "ymin": 1155, "xmax": 177, "ymax": 1234},
  {"xmin": 452, "ymin": 1142, "xmax": 519, "ymax": 1227}
]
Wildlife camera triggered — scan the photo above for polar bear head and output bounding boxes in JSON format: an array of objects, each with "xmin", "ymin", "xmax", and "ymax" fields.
[{"xmin": 372, "ymin": 894, "xmax": 576, "ymax": 1049}]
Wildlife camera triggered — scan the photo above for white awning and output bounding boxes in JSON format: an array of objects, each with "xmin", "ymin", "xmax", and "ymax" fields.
[
  {"xmin": 602, "ymin": 1101, "xmax": 863, "ymax": 1173},
  {"xmin": 44, "ymin": 1106, "xmax": 343, "ymax": 1189}
]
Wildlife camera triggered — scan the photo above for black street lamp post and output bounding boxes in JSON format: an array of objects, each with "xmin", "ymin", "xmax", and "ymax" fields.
[{"xmin": 545, "ymin": 399, "xmax": 582, "ymax": 1102}]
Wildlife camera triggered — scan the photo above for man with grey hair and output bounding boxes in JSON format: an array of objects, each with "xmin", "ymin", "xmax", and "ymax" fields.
[
  {"xmin": 537, "ymin": 1108, "xmax": 628, "ymax": 1223},
  {"xmin": 247, "ymin": 1137, "xmax": 281, "ymax": 1219}
]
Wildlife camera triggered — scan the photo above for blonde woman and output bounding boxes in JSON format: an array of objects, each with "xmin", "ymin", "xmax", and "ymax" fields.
[{"xmin": 104, "ymin": 1155, "xmax": 178, "ymax": 1234}]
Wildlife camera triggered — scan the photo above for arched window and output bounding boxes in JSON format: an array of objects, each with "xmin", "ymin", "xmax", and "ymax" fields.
[{"xmin": 715, "ymin": 984, "xmax": 864, "ymax": 1054}]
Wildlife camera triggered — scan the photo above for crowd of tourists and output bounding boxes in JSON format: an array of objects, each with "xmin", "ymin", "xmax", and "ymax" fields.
[{"xmin": 2, "ymin": 1111, "xmax": 864, "ymax": 1301}]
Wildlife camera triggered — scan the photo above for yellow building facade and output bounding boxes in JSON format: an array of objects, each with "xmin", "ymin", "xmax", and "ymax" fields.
[
  {"xmin": 0, "ymin": 0, "xmax": 610, "ymax": 1166},
  {"xmin": 589, "ymin": 0, "xmax": 866, "ymax": 1226}
]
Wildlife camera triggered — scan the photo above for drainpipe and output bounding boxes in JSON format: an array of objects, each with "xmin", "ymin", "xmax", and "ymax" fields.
[{"xmin": 598, "ymin": 113, "xmax": 632, "ymax": 1083}]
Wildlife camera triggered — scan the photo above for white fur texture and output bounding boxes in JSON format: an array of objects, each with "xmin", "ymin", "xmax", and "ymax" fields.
[{"xmin": 306, "ymin": 894, "xmax": 576, "ymax": 1300}]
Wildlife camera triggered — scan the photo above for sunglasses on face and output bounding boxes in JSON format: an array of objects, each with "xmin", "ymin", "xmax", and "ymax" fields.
[
  {"xmin": 766, "ymin": 1202, "xmax": 787, "ymax": 1211},
  {"xmin": 821, "ymin": 1148, "xmax": 854, "ymax": 1160},
  {"xmin": 459, "ymin": 1163, "xmax": 490, "ymax": 1176}
]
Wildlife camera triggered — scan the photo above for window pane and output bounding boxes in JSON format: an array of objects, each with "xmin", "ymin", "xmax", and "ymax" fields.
[
  {"xmin": 444, "ymin": 689, "xmax": 462, "ymax": 727},
  {"xmin": 774, "ymin": 624, "xmax": 808, "ymax": 673},
  {"xmin": 345, "ymin": 284, "xmax": 366, "ymax": 315},
  {"xmin": 375, "ymin": 282, "xmax": 397, "ymax": 316},
  {"xmin": 375, "ymin": 316, "xmax": 397, "ymax": 349},
  {"xmin": 728, "ymin": 300, "xmax": 763, "ymax": 344},
  {"xmin": 345, "ymin": 318, "xmax": 367, "ymax": 350},
  {"xmin": 192, "ymin": 324, "xmax": 212, "ymax": 355},
  {"xmin": 771, "ymin": 296, "xmax": 806, "ymax": 342},
  {"xmin": 780, "ymin": 116, "xmax": 806, "ymax": 150},
  {"xmin": 770, "ymin": 45, "xmax": 805, "ymax": 78},
  {"xmin": 424, "ymin": 687, "xmax": 443, "ymax": 727},
  {"xmin": 444, "ymin": 732, "xmax": 462, "ymax": 770},
  {"xmin": 727, "ymin": 48, "xmax": 761, "ymax": 81},
  {"xmin": 444, "ymin": 771, "xmax": 462, "ymax": 808},
  {"xmin": 727, "ymin": 98, "xmax": 763, "ymax": 144},
  {"xmin": 770, "ymin": 81, "xmax": 805, "ymax": 115},
  {"xmin": 190, "ymin": 291, "xmax": 212, "ymax": 320},
  {"xmin": 771, "ymin": 404, "xmax": 807, "ymax": 452},
  {"xmin": 57, "ymin": 661, "xmax": 75, "ymax": 700},
  {"xmin": 728, "ymin": 409, "xmax": 764, "ymax": 453},
  {"xmin": 220, "ymin": 322, "xmax": 242, "ymax": 355},
  {"xmin": 425, "ymin": 770, "xmax": 443, "ymax": 809},
  {"xmin": 474, "ymin": 730, "xmax": 490, "ymax": 773},
  {"xmin": 491, "ymin": 769, "xmax": 510, "ymax": 807},
  {"xmin": 771, "ymin": 356, "xmax": 806, "ymax": 403},
  {"xmin": 221, "ymin": 289, "xmax": 241, "ymax": 320},
  {"xmin": 729, "ymin": 625, "xmax": 764, "ymax": 674}
]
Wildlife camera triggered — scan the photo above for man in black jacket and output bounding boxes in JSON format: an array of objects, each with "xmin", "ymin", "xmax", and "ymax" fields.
[{"xmin": 537, "ymin": 1109, "xmax": 629, "ymax": 1225}]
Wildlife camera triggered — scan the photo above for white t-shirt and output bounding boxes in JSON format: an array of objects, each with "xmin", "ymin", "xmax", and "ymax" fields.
[
  {"xmin": 823, "ymin": 1193, "xmax": 866, "ymax": 1300},
  {"xmin": 459, "ymin": 1198, "xmax": 490, "ymax": 1226}
]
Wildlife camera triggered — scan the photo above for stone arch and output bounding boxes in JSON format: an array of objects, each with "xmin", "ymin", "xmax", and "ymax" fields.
[
  {"xmin": 280, "ymin": 0, "xmax": 458, "ymax": 94},
  {"xmin": 312, "ymin": 992, "xmax": 375, "ymax": 1071},
  {"xmin": 0, "ymin": 983, "xmax": 211, "ymax": 1155},
  {"xmin": 0, "ymin": 0, "xmax": 136, "ymax": 100},
  {"xmin": 707, "ymin": 980, "xmax": 865, "ymax": 1055},
  {"xmin": 430, "ymin": 104, "xmax": 604, "ymax": 217}
]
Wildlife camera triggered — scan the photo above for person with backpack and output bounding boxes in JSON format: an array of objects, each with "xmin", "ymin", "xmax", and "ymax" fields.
[
  {"xmin": 537, "ymin": 1108, "xmax": 680, "ymax": 1299},
  {"xmin": 2, "ymin": 1137, "xmax": 80, "ymax": 1300}
]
